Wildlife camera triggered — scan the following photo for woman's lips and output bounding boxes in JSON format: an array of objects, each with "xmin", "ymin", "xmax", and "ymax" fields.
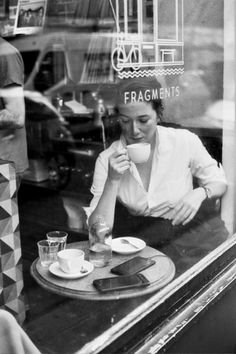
[{"xmin": 130, "ymin": 137, "xmax": 144, "ymax": 142}]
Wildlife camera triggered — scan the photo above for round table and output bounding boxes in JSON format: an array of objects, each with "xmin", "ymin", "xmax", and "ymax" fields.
[{"xmin": 30, "ymin": 241, "xmax": 175, "ymax": 300}]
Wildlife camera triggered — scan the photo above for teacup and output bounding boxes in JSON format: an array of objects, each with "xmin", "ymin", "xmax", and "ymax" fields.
[
  {"xmin": 127, "ymin": 143, "xmax": 151, "ymax": 163},
  {"xmin": 57, "ymin": 249, "xmax": 85, "ymax": 274}
]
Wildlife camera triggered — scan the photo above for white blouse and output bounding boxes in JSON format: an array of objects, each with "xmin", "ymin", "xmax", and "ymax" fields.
[{"xmin": 85, "ymin": 126, "xmax": 227, "ymax": 219}]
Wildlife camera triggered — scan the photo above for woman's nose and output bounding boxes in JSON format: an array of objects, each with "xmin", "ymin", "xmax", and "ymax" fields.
[{"xmin": 131, "ymin": 121, "xmax": 140, "ymax": 135}]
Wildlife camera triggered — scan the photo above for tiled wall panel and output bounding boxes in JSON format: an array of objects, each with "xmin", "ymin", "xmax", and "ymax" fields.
[{"xmin": 0, "ymin": 161, "xmax": 25, "ymax": 323}]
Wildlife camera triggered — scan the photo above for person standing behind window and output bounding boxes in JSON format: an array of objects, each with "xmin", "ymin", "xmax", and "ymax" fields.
[
  {"xmin": 0, "ymin": 36, "xmax": 28, "ymax": 188},
  {"xmin": 25, "ymin": 9, "xmax": 36, "ymax": 27},
  {"xmin": 35, "ymin": 7, "xmax": 44, "ymax": 27}
]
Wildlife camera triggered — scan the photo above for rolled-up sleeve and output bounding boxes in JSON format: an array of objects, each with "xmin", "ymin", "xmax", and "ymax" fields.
[
  {"xmin": 83, "ymin": 140, "xmax": 122, "ymax": 220},
  {"xmin": 83, "ymin": 152, "xmax": 109, "ymax": 220},
  {"xmin": 188, "ymin": 132, "xmax": 227, "ymax": 186}
]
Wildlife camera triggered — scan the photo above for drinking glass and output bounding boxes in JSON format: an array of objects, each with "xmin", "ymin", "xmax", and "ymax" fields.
[
  {"xmin": 46, "ymin": 231, "xmax": 68, "ymax": 251},
  {"xmin": 37, "ymin": 240, "xmax": 59, "ymax": 267},
  {"xmin": 89, "ymin": 216, "xmax": 112, "ymax": 268}
]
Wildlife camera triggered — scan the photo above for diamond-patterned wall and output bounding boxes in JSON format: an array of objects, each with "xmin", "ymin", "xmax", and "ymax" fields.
[{"xmin": 0, "ymin": 160, "xmax": 25, "ymax": 323}]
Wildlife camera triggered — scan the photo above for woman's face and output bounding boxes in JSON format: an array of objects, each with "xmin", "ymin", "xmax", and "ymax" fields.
[{"xmin": 118, "ymin": 101, "xmax": 158, "ymax": 145}]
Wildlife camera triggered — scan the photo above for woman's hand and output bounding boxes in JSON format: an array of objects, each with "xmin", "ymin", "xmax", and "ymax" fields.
[
  {"xmin": 171, "ymin": 188, "xmax": 206, "ymax": 226},
  {"xmin": 108, "ymin": 148, "xmax": 131, "ymax": 181}
]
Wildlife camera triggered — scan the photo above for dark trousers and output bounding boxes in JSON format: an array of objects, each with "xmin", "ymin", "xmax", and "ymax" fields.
[{"xmin": 113, "ymin": 202, "xmax": 229, "ymax": 275}]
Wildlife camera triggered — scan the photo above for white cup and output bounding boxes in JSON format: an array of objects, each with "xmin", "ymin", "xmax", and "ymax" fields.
[
  {"xmin": 57, "ymin": 249, "xmax": 85, "ymax": 274},
  {"xmin": 127, "ymin": 143, "xmax": 151, "ymax": 163}
]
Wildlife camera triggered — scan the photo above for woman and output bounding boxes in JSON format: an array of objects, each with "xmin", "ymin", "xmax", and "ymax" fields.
[{"xmin": 86, "ymin": 77, "xmax": 228, "ymax": 273}]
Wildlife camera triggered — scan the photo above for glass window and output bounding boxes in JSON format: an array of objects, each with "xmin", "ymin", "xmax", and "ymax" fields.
[
  {"xmin": 34, "ymin": 50, "xmax": 66, "ymax": 92},
  {"xmin": 158, "ymin": 0, "xmax": 176, "ymax": 40},
  {"xmin": 143, "ymin": 0, "xmax": 154, "ymax": 37},
  {"xmin": 4, "ymin": 0, "xmax": 235, "ymax": 353},
  {"xmin": 128, "ymin": 0, "xmax": 138, "ymax": 34},
  {"xmin": 20, "ymin": 50, "xmax": 40, "ymax": 82}
]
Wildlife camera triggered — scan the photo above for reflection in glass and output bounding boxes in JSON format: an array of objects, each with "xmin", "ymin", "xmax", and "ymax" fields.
[{"xmin": 6, "ymin": 1, "xmax": 235, "ymax": 353}]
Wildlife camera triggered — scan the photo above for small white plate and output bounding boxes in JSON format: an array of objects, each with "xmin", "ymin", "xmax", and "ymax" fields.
[
  {"xmin": 112, "ymin": 237, "xmax": 146, "ymax": 255},
  {"xmin": 49, "ymin": 260, "xmax": 94, "ymax": 279}
]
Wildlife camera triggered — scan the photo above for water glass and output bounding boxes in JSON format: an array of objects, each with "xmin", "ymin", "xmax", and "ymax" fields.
[
  {"xmin": 89, "ymin": 216, "xmax": 112, "ymax": 268},
  {"xmin": 46, "ymin": 231, "xmax": 68, "ymax": 251},
  {"xmin": 37, "ymin": 240, "xmax": 59, "ymax": 267}
]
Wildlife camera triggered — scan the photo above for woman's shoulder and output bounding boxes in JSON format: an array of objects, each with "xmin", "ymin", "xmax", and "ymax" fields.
[
  {"xmin": 158, "ymin": 125, "xmax": 196, "ymax": 140},
  {"xmin": 158, "ymin": 126, "xmax": 202, "ymax": 153}
]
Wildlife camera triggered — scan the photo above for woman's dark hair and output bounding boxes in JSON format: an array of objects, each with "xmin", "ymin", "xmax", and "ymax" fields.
[
  {"xmin": 115, "ymin": 76, "xmax": 164, "ymax": 122},
  {"xmin": 150, "ymin": 98, "xmax": 164, "ymax": 121}
]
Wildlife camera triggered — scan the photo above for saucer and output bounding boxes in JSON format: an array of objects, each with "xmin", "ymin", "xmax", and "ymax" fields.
[
  {"xmin": 112, "ymin": 237, "xmax": 146, "ymax": 255},
  {"xmin": 49, "ymin": 260, "xmax": 94, "ymax": 279}
]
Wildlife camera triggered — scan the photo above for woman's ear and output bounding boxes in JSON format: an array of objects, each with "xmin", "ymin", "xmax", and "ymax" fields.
[
  {"xmin": 157, "ymin": 106, "xmax": 164, "ymax": 123},
  {"xmin": 156, "ymin": 113, "xmax": 161, "ymax": 125}
]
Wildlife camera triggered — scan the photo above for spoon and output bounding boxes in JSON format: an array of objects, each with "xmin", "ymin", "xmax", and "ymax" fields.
[
  {"xmin": 80, "ymin": 266, "xmax": 88, "ymax": 274},
  {"xmin": 120, "ymin": 239, "xmax": 140, "ymax": 249}
]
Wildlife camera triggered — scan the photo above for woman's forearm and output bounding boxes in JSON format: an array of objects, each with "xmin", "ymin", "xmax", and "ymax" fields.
[
  {"xmin": 88, "ymin": 147, "xmax": 130, "ymax": 229},
  {"xmin": 88, "ymin": 178, "xmax": 120, "ymax": 229},
  {"xmin": 203, "ymin": 181, "xmax": 227, "ymax": 200}
]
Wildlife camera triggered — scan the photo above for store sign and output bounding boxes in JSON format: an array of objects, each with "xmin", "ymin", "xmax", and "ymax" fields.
[
  {"xmin": 123, "ymin": 86, "xmax": 180, "ymax": 104},
  {"xmin": 14, "ymin": 0, "xmax": 47, "ymax": 35},
  {"xmin": 110, "ymin": 0, "xmax": 184, "ymax": 79}
]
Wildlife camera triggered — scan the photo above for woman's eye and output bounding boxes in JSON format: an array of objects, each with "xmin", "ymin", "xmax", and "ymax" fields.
[{"xmin": 140, "ymin": 119, "xmax": 149, "ymax": 123}]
